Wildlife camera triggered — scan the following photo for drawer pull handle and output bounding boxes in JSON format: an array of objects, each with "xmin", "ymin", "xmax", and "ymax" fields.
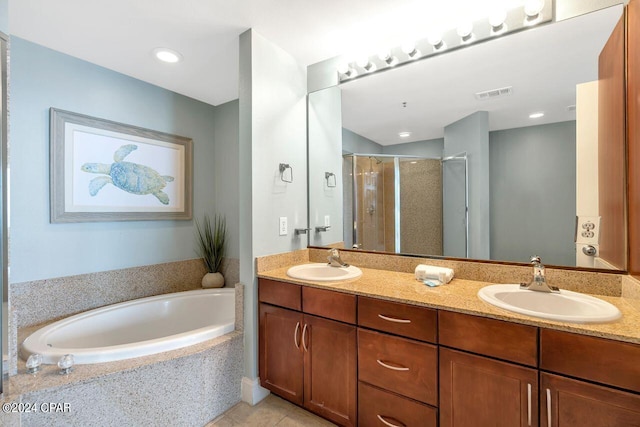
[
  {"xmin": 546, "ymin": 388, "xmax": 552, "ymax": 427},
  {"xmin": 294, "ymin": 322, "xmax": 300, "ymax": 349},
  {"xmin": 376, "ymin": 359, "xmax": 410, "ymax": 371},
  {"xmin": 527, "ymin": 383, "xmax": 532, "ymax": 426},
  {"xmin": 377, "ymin": 415, "xmax": 406, "ymax": 427},
  {"xmin": 302, "ymin": 324, "xmax": 309, "ymax": 352},
  {"xmin": 378, "ymin": 314, "xmax": 411, "ymax": 324}
]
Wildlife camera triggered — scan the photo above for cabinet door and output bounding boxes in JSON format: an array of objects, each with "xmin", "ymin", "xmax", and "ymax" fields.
[
  {"xmin": 303, "ymin": 314, "xmax": 357, "ymax": 427},
  {"xmin": 259, "ymin": 303, "xmax": 304, "ymax": 405},
  {"xmin": 541, "ymin": 373, "xmax": 640, "ymax": 427},
  {"xmin": 440, "ymin": 348, "xmax": 538, "ymax": 427}
]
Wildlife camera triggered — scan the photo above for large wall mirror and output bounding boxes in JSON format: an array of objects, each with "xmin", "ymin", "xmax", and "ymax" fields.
[{"xmin": 308, "ymin": 4, "xmax": 627, "ymax": 271}]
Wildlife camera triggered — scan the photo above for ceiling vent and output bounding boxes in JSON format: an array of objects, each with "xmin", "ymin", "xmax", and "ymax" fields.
[{"xmin": 475, "ymin": 86, "xmax": 513, "ymax": 100}]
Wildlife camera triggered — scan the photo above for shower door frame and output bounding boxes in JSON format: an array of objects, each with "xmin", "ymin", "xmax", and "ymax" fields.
[{"xmin": 347, "ymin": 153, "xmax": 456, "ymax": 254}]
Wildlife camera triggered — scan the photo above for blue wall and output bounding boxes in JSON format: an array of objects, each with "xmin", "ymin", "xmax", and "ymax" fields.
[
  {"xmin": 490, "ymin": 121, "xmax": 576, "ymax": 265},
  {"xmin": 342, "ymin": 128, "xmax": 382, "ymax": 154},
  {"xmin": 383, "ymin": 138, "xmax": 444, "ymax": 158},
  {"xmin": 10, "ymin": 37, "xmax": 238, "ymax": 283}
]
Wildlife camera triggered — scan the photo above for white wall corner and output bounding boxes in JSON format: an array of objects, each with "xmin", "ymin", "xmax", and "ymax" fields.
[{"xmin": 241, "ymin": 376, "xmax": 270, "ymax": 406}]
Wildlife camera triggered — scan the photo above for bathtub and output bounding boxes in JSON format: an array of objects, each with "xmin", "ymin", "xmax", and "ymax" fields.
[{"xmin": 21, "ymin": 288, "xmax": 235, "ymax": 364}]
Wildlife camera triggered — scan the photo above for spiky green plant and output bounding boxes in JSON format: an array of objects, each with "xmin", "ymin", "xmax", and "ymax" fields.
[{"xmin": 195, "ymin": 214, "xmax": 227, "ymax": 273}]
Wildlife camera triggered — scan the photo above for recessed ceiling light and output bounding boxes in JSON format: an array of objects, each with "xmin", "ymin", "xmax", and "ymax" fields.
[
  {"xmin": 529, "ymin": 112, "xmax": 545, "ymax": 119},
  {"xmin": 153, "ymin": 48, "xmax": 182, "ymax": 64},
  {"xmin": 399, "ymin": 131, "xmax": 412, "ymax": 138}
]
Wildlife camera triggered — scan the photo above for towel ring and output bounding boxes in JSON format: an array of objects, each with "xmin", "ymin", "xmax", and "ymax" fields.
[
  {"xmin": 279, "ymin": 163, "xmax": 293, "ymax": 183},
  {"xmin": 325, "ymin": 172, "xmax": 336, "ymax": 188}
]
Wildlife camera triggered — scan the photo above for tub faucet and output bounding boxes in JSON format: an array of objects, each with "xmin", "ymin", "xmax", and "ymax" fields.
[
  {"xmin": 327, "ymin": 248, "xmax": 349, "ymax": 268},
  {"xmin": 520, "ymin": 256, "xmax": 559, "ymax": 293}
]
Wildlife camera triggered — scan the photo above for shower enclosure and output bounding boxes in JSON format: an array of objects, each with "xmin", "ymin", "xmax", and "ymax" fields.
[{"xmin": 343, "ymin": 153, "xmax": 468, "ymax": 258}]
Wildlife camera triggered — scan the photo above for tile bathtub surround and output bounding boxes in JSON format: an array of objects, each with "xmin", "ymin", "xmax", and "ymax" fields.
[
  {"xmin": 255, "ymin": 249, "xmax": 309, "ymax": 273},
  {"xmin": 235, "ymin": 284, "xmax": 244, "ymax": 331},
  {"xmin": 307, "ymin": 248, "xmax": 623, "ymax": 297},
  {"xmin": 2, "ymin": 331, "xmax": 244, "ymax": 425},
  {"xmin": 623, "ymin": 275, "xmax": 640, "ymax": 312},
  {"xmin": 11, "ymin": 257, "xmax": 239, "ymax": 329}
]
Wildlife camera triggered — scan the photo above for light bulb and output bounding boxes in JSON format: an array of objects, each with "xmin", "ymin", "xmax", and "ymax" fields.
[
  {"xmin": 356, "ymin": 56, "xmax": 370, "ymax": 68},
  {"xmin": 457, "ymin": 21, "xmax": 474, "ymax": 42},
  {"xmin": 337, "ymin": 63, "xmax": 350, "ymax": 75},
  {"xmin": 489, "ymin": 9, "xmax": 507, "ymax": 29},
  {"xmin": 524, "ymin": 0, "xmax": 545, "ymax": 17},
  {"xmin": 355, "ymin": 57, "xmax": 375, "ymax": 72},
  {"xmin": 427, "ymin": 32, "xmax": 443, "ymax": 47},
  {"xmin": 378, "ymin": 50, "xmax": 397, "ymax": 66},
  {"xmin": 401, "ymin": 42, "xmax": 419, "ymax": 58},
  {"xmin": 399, "ymin": 131, "xmax": 412, "ymax": 138},
  {"xmin": 529, "ymin": 112, "xmax": 545, "ymax": 119}
]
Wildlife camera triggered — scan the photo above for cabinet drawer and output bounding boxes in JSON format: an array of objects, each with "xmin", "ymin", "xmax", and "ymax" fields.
[
  {"xmin": 258, "ymin": 279, "xmax": 301, "ymax": 311},
  {"xmin": 302, "ymin": 286, "xmax": 356, "ymax": 324},
  {"xmin": 358, "ymin": 382, "xmax": 437, "ymax": 427},
  {"xmin": 540, "ymin": 329, "xmax": 640, "ymax": 393},
  {"xmin": 358, "ymin": 296, "xmax": 437, "ymax": 343},
  {"xmin": 439, "ymin": 311, "xmax": 538, "ymax": 367},
  {"xmin": 358, "ymin": 328, "xmax": 438, "ymax": 405}
]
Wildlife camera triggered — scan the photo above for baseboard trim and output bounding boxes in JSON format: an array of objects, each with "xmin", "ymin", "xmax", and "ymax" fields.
[{"xmin": 241, "ymin": 376, "xmax": 270, "ymax": 406}]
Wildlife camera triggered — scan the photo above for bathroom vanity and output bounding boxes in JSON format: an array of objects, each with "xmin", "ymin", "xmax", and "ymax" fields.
[{"xmin": 257, "ymin": 267, "xmax": 640, "ymax": 427}]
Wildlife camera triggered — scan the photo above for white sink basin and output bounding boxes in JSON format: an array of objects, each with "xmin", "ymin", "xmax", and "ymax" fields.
[
  {"xmin": 478, "ymin": 284, "xmax": 621, "ymax": 323},
  {"xmin": 286, "ymin": 263, "xmax": 363, "ymax": 282}
]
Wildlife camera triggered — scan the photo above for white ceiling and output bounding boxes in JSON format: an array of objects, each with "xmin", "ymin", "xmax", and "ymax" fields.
[
  {"xmin": 10, "ymin": 0, "xmax": 517, "ymax": 106},
  {"xmin": 341, "ymin": 5, "xmax": 623, "ymax": 145},
  {"xmin": 7, "ymin": 0, "xmax": 622, "ymax": 126}
]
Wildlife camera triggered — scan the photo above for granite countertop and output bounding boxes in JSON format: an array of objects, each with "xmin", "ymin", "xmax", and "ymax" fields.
[{"xmin": 258, "ymin": 265, "xmax": 640, "ymax": 345}]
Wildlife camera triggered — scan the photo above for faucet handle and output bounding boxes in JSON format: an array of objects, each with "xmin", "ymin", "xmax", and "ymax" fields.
[{"xmin": 530, "ymin": 255, "xmax": 542, "ymax": 265}]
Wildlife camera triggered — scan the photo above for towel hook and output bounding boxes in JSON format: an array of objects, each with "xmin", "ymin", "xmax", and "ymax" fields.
[
  {"xmin": 279, "ymin": 163, "xmax": 293, "ymax": 183},
  {"xmin": 325, "ymin": 172, "xmax": 337, "ymax": 188}
]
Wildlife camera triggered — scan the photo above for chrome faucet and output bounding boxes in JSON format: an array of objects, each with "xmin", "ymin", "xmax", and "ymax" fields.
[
  {"xmin": 327, "ymin": 248, "xmax": 349, "ymax": 268},
  {"xmin": 520, "ymin": 256, "xmax": 559, "ymax": 293}
]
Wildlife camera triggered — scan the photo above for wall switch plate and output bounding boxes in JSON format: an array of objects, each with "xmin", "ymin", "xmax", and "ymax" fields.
[
  {"xmin": 279, "ymin": 217, "xmax": 288, "ymax": 236},
  {"xmin": 575, "ymin": 215, "xmax": 600, "ymax": 244},
  {"xmin": 324, "ymin": 215, "xmax": 330, "ymax": 227}
]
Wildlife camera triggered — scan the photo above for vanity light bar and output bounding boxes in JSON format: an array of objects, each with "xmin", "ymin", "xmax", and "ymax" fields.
[{"xmin": 338, "ymin": 0, "xmax": 553, "ymax": 81}]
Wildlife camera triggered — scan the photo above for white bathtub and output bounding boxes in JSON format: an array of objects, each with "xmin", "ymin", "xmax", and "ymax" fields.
[{"xmin": 21, "ymin": 288, "xmax": 235, "ymax": 364}]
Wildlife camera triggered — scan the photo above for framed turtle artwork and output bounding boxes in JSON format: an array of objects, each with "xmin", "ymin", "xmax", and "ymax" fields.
[{"xmin": 50, "ymin": 108, "xmax": 193, "ymax": 222}]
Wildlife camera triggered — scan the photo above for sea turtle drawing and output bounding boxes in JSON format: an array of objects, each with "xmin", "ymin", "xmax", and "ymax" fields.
[{"xmin": 81, "ymin": 144, "xmax": 174, "ymax": 205}]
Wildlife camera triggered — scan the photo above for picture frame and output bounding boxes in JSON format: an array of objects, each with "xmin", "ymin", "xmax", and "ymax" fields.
[{"xmin": 50, "ymin": 108, "xmax": 193, "ymax": 223}]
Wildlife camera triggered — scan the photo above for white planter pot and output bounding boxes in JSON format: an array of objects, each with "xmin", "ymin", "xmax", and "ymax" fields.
[{"xmin": 202, "ymin": 272, "xmax": 225, "ymax": 288}]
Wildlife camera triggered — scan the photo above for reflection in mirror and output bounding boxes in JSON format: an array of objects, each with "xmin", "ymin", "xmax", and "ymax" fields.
[
  {"xmin": 308, "ymin": 5, "xmax": 626, "ymax": 270},
  {"xmin": 0, "ymin": 32, "xmax": 6, "ymax": 390}
]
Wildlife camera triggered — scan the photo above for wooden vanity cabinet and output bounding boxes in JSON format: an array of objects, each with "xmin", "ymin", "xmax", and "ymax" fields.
[
  {"xmin": 258, "ymin": 279, "xmax": 357, "ymax": 427},
  {"xmin": 438, "ymin": 311, "xmax": 539, "ymax": 427}
]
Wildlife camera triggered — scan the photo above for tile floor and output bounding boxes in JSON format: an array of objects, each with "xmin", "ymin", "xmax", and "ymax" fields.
[{"xmin": 207, "ymin": 394, "xmax": 337, "ymax": 426}]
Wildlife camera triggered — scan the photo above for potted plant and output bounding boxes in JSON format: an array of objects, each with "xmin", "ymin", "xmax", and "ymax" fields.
[{"xmin": 195, "ymin": 214, "xmax": 227, "ymax": 288}]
